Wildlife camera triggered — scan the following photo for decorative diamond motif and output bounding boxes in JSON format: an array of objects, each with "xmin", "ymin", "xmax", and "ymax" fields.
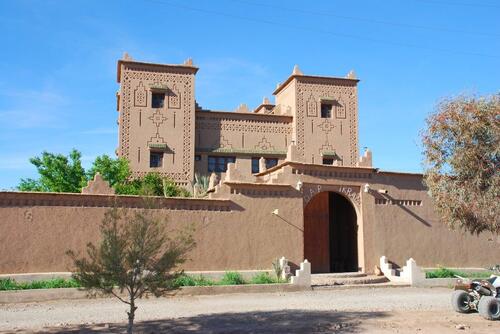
[
  {"xmin": 149, "ymin": 109, "xmax": 168, "ymax": 127},
  {"xmin": 317, "ymin": 119, "xmax": 335, "ymax": 134}
]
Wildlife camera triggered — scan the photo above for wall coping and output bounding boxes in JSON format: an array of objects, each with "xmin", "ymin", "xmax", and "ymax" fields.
[
  {"xmin": 223, "ymin": 181, "xmax": 293, "ymax": 189},
  {"xmin": 0, "ymin": 191, "xmax": 233, "ymax": 211},
  {"xmin": 196, "ymin": 110, "xmax": 293, "ymax": 122},
  {"xmin": 255, "ymin": 161, "xmax": 376, "ymax": 176}
]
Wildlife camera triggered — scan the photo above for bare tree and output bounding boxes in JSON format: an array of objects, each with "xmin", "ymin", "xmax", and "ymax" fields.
[
  {"xmin": 422, "ymin": 93, "xmax": 499, "ymax": 234},
  {"xmin": 67, "ymin": 206, "xmax": 195, "ymax": 334}
]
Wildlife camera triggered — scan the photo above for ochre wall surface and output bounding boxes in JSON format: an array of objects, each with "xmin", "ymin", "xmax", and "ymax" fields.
[
  {"xmin": 117, "ymin": 60, "xmax": 197, "ymax": 186},
  {"xmin": 366, "ymin": 172, "xmax": 500, "ymax": 269},
  {"xmin": 194, "ymin": 111, "xmax": 292, "ymax": 178},
  {"xmin": 295, "ymin": 77, "xmax": 359, "ymax": 166},
  {"xmin": 0, "ymin": 189, "xmax": 304, "ymax": 274},
  {"xmin": 1, "ymin": 168, "xmax": 498, "ymax": 275}
]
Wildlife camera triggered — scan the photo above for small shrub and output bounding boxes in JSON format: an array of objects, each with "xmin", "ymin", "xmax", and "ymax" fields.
[
  {"xmin": 424, "ymin": 267, "xmax": 494, "ymax": 279},
  {"xmin": 426, "ymin": 268, "xmax": 464, "ymax": 279},
  {"xmin": 193, "ymin": 275, "xmax": 215, "ymax": 286},
  {"xmin": 219, "ymin": 271, "xmax": 246, "ymax": 285},
  {"xmin": 250, "ymin": 272, "xmax": 277, "ymax": 284},
  {"xmin": 0, "ymin": 278, "xmax": 80, "ymax": 290},
  {"xmin": 173, "ymin": 274, "xmax": 215, "ymax": 287},
  {"xmin": 173, "ymin": 274, "xmax": 196, "ymax": 287},
  {"xmin": 0, "ymin": 278, "xmax": 17, "ymax": 290}
]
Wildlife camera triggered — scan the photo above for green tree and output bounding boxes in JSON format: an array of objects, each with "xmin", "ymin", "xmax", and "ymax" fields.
[
  {"xmin": 87, "ymin": 155, "xmax": 131, "ymax": 187},
  {"xmin": 18, "ymin": 150, "xmax": 191, "ymax": 197},
  {"xmin": 67, "ymin": 206, "xmax": 195, "ymax": 334},
  {"xmin": 422, "ymin": 94, "xmax": 500, "ymax": 234},
  {"xmin": 115, "ymin": 172, "xmax": 190, "ymax": 197},
  {"xmin": 18, "ymin": 149, "xmax": 86, "ymax": 193}
]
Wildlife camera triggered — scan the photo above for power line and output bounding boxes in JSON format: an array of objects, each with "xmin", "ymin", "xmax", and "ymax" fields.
[
  {"xmin": 145, "ymin": 0, "xmax": 499, "ymax": 59},
  {"xmin": 233, "ymin": 0, "xmax": 500, "ymax": 38}
]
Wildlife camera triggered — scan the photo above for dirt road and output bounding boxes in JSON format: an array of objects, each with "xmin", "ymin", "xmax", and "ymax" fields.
[{"xmin": 1, "ymin": 287, "xmax": 498, "ymax": 333}]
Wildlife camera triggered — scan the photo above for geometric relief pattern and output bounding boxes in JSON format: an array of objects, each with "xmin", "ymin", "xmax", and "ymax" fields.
[
  {"xmin": 255, "ymin": 137, "xmax": 275, "ymax": 151},
  {"xmin": 134, "ymin": 81, "xmax": 147, "ymax": 107},
  {"xmin": 195, "ymin": 117, "xmax": 292, "ymax": 134},
  {"xmin": 319, "ymin": 142, "xmax": 335, "ymax": 156},
  {"xmin": 168, "ymin": 83, "xmax": 181, "ymax": 109},
  {"xmin": 317, "ymin": 119, "xmax": 335, "ymax": 134},
  {"xmin": 120, "ymin": 66, "xmax": 194, "ymax": 183},
  {"xmin": 296, "ymin": 79, "xmax": 358, "ymax": 165},
  {"xmin": 147, "ymin": 133, "xmax": 167, "ymax": 146},
  {"xmin": 335, "ymin": 99, "xmax": 346, "ymax": 119},
  {"xmin": 220, "ymin": 135, "xmax": 233, "ymax": 149},
  {"xmin": 148, "ymin": 109, "xmax": 168, "ymax": 147},
  {"xmin": 306, "ymin": 93, "xmax": 317, "ymax": 117},
  {"xmin": 148, "ymin": 109, "xmax": 168, "ymax": 128}
]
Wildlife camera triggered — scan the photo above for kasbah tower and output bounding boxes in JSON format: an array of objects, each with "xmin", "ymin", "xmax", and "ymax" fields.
[{"xmin": 116, "ymin": 53, "xmax": 368, "ymax": 189}]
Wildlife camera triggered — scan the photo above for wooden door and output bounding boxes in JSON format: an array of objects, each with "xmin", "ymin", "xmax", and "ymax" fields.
[{"xmin": 303, "ymin": 192, "xmax": 330, "ymax": 273}]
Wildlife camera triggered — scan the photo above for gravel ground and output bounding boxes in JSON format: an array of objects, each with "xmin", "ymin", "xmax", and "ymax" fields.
[{"xmin": 0, "ymin": 287, "xmax": 498, "ymax": 333}]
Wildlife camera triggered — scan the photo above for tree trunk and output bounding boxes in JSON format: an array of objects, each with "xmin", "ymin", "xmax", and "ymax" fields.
[{"xmin": 127, "ymin": 299, "xmax": 137, "ymax": 334}]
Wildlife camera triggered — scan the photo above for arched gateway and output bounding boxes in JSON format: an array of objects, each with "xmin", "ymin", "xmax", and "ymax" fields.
[{"xmin": 304, "ymin": 191, "xmax": 359, "ymax": 273}]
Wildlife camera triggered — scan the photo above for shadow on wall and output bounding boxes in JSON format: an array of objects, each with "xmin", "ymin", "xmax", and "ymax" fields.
[
  {"xmin": 32, "ymin": 309, "xmax": 389, "ymax": 333},
  {"xmin": 381, "ymin": 193, "xmax": 432, "ymax": 228}
]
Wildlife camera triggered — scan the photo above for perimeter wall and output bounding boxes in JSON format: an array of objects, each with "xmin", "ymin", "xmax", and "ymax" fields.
[{"xmin": 0, "ymin": 170, "xmax": 498, "ymax": 275}]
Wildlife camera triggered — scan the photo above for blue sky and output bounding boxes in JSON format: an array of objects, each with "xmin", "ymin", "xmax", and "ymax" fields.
[{"xmin": 0, "ymin": 0, "xmax": 498, "ymax": 189}]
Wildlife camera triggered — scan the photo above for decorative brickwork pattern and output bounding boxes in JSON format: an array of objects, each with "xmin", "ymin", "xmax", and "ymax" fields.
[
  {"xmin": 291, "ymin": 167, "xmax": 372, "ymax": 180},
  {"xmin": 134, "ymin": 81, "xmax": 147, "ymax": 107},
  {"xmin": 335, "ymin": 99, "xmax": 347, "ymax": 119},
  {"xmin": 196, "ymin": 115, "xmax": 292, "ymax": 134},
  {"xmin": 375, "ymin": 198, "xmax": 422, "ymax": 206},
  {"xmin": 255, "ymin": 137, "xmax": 275, "ymax": 151},
  {"xmin": 119, "ymin": 63, "xmax": 195, "ymax": 183},
  {"xmin": 168, "ymin": 83, "xmax": 181, "ymax": 109},
  {"xmin": 306, "ymin": 93, "xmax": 317, "ymax": 117},
  {"xmin": 296, "ymin": 79, "xmax": 358, "ymax": 165}
]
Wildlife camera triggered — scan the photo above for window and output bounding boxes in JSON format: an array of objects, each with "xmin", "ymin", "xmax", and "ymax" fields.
[
  {"xmin": 195, "ymin": 155, "xmax": 201, "ymax": 161},
  {"xmin": 252, "ymin": 157, "xmax": 278, "ymax": 173},
  {"xmin": 265, "ymin": 158, "xmax": 278, "ymax": 169},
  {"xmin": 151, "ymin": 92, "xmax": 165, "ymax": 108},
  {"xmin": 150, "ymin": 152, "xmax": 163, "ymax": 168},
  {"xmin": 251, "ymin": 157, "xmax": 260, "ymax": 174},
  {"xmin": 323, "ymin": 158, "xmax": 334, "ymax": 165},
  {"xmin": 321, "ymin": 103, "xmax": 333, "ymax": 118},
  {"xmin": 208, "ymin": 156, "xmax": 236, "ymax": 173}
]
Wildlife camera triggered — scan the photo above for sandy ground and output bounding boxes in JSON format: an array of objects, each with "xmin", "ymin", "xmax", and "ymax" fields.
[{"xmin": 0, "ymin": 287, "xmax": 498, "ymax": 333}]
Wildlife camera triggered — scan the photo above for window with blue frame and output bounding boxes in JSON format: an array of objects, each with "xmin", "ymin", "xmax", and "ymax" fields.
[
  {"xmin": 150, "ymin": 152, "xmax": 163, "ymax": 168},
  {"xmin": 265, "ymin": 158, "xmax": 278, "ymax": 169},
  {"xmin": 251, "ymin": 157, "xmax": 260, "ymax": 174},
  {"xmin": 208, "ymin": 156, "xmax": 236, "ymax": 173}
]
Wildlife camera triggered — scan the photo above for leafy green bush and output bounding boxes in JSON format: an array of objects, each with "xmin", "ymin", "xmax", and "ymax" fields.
[
  {"xmin": 173, "ymin": 274, "xmax": 215, "ymax": 287},
  {"xmin": 425, "ymin": 267, "xmax": 493, "ymax": 279},
  {"xmin": 0, "ymin": 278, "xmax": 16, "ymax": 290},
  {"xmin": 219, "ymin": 271, "xmax": 246, "ymax": 285},
  {"xmin": 426, "ymin": 268, "xmax": 462, "ymax": 278},
  {"xmin": 250, "ymin": 272, "xmax": 277, "ymax": 284},
  {"xmin": 0, "ymin": 278, "xmax": 81, "ymax": 290},
  {"xmin": 115, "ymin": 172, "xmax": 191, "ymax": 197}
]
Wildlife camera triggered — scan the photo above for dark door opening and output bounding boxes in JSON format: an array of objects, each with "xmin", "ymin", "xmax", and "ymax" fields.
[
  {"xmin": 304, "ymin": 191, "xmax": 358, "ymax": 273},
  {"xmin": 329, "ymin": 192, "xmax": 358, "ymax": 272}
]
